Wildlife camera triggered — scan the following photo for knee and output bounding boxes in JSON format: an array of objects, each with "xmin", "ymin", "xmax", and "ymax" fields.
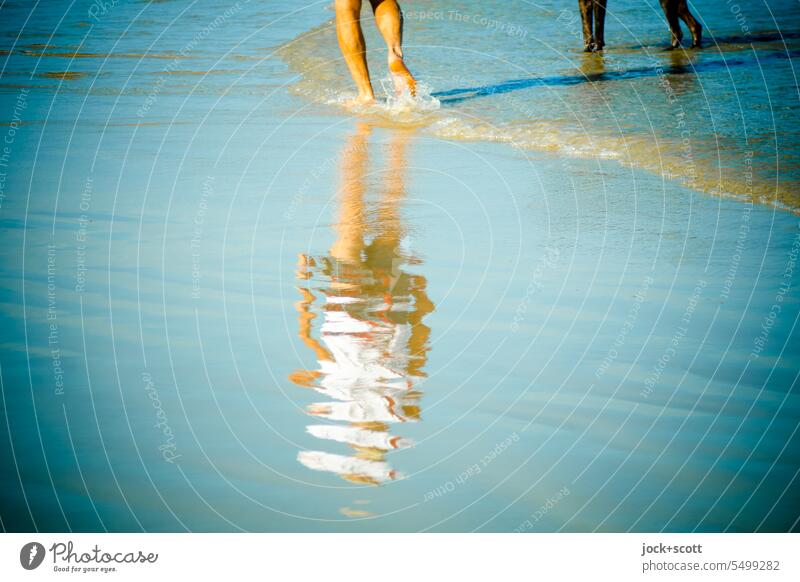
[{"xmin": 335, "ymin": 0, "xmax": 362, "ymax": 18}]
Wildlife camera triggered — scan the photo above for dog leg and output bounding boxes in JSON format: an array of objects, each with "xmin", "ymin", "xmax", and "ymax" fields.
[
  {"xmin": 677, "ymin": 0, "xmax": 702, "ymax": 47},
  {"xmin": 593, "ymin": 0, "xmax": 608, "ymax": 51},
  {"xmin": 579, "ymin": 0, "xmax": 596, "ymax": 51},
  {"xmin": 660, "ymin": 0, "xmax": 683, "ymax": 49}
]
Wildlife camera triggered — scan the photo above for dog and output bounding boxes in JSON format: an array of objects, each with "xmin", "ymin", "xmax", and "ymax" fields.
[{"xmin": 579, "ymin": 0, "xmax": 702, "ymax": 52}]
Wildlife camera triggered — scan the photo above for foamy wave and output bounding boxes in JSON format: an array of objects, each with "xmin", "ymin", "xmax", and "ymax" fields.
[{"xmin": 428, "ymin": 115, "xmax": 798, "ymax": 208}]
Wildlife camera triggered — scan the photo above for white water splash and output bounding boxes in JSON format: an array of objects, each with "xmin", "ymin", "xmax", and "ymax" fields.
[{"xmin": 324, "ymin": 76, "xmax": 440, "ymax": 124}]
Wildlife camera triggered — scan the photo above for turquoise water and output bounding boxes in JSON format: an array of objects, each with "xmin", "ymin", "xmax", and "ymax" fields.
[{"xmin": 1, "ymin": 0, "xmax": 799, "ymax": 532}]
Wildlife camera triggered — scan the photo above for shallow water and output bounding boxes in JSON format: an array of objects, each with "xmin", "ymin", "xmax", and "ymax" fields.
[{"xmin": 1, "ymin": 0, "xmax": 799, "ymax": 532}]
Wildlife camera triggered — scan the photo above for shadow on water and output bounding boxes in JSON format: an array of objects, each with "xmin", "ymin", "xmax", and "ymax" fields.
[
  {"xmin": 288, "ymin": 123, "xmax": 434, "ymax": 486},
  {"xmin": 434, "ymin": 48, "xmax": 800, "ymax": 105}
]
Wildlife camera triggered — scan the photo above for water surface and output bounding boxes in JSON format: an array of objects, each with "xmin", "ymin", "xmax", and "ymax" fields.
[{"xmin": 1, "ymin": 0, "xmax": 799, "ymax": 532}]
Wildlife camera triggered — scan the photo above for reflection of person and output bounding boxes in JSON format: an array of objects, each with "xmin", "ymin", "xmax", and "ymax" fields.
[
  {"xmin": 290, "ymin": 124, "xmax": 433, "ymax": 485},
  {"xmin": 335, "ymin": 0, "xmax": 416, "ymax": 104}
]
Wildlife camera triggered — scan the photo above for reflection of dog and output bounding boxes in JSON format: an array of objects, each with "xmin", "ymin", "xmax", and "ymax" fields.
[{"xmin": 579, "ymin": 0, "xmax": 702, "ymax": 52}]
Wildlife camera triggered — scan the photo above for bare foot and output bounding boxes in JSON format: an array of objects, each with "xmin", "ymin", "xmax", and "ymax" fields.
[
  {"xmin": 389, "ymin": 58, "xmax": 416, "ymax": 97},
  {"xmin": 344, "ymin": 92, "xmax": 376, "ymax": 108}
]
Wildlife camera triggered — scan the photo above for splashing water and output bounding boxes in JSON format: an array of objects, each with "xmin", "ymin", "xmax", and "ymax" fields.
[
  {"xmin": 323, "ymin": 77, "xmax": 440, "ymax": 124},
  {"xmin": 380, "ymin": 76, "xmax": 440, "ymax": 111}
]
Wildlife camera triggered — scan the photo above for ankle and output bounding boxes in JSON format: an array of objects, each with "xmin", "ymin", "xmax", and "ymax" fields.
[{"xmin": 387, "ymin": 46, "xmax": 404, "ymax": 63}]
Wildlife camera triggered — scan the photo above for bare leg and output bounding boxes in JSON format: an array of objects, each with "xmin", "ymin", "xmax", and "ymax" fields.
[
  {"xmin": 370, "ymin": 0, "xmax": 416, "ymax": 95},
  {"xmin": 592, "ymin": 0, "xmax": 607, "ymax": 51},
  {"xmin": 335, "ymin": 0, "xmax": 375, "ymax": 103},
  {"xmin": 660, "ymin": 0, "xmax": 683, "ymax": 49},
  {"xmin": 677, "ymin": 0, "xmax": 702, "ymax": 47},
  {"xmin": 579, "ymin": 0, "xmax": 595, "ymax": 52}
]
